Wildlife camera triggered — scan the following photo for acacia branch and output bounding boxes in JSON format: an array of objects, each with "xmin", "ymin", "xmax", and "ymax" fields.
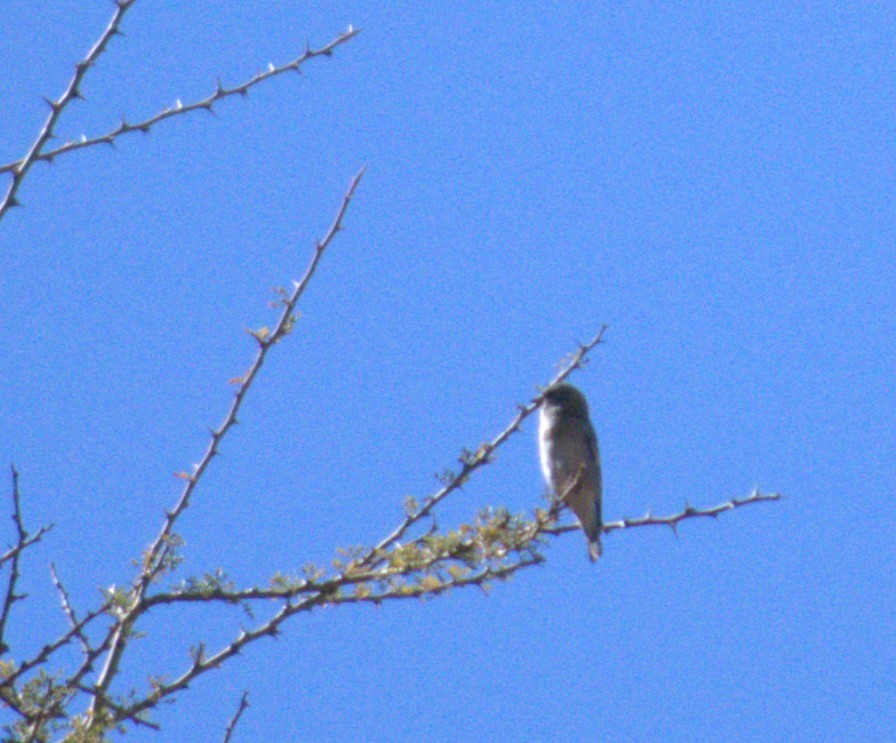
[
  {"xmin": 92, "ymin": 326, "xmax": 777, "ymax": 725},
  {"xmin": 0, "ymin": 467, "xmax": 53, "ymax": 657},
  {"xmin": 102, "ymin": 486, "xmax": 779, "ymax": 726},
  {"xmin": 0, "ymin": 600, "xmax": 113, "ymax": 694},
  {"xmin": 0, "ymin": 467, "xmax": 27, "ymax": 656},
  {"xmin": 49, "ymin": 564, "xmax": 92, "ymax": 658},
  {"xmin": 106, "ymin": 550, "xmax": 540, "ymax": 726},
  {"xmin": 0, "ymin": 27, "xmax": 360, "ymax": 182},
  {"xmin": 145, "ymin": 165, "xmax": 365, "ymax": 589},
  {"xmin": 559, "ymin": 488, "xmax": 783, "ymax": 537},
  {"xmin": 0, "ymin": 523, "xmax": 54, "ymax": 570},
  {"xmin": 85, "ymin": 167, "xmax": 365, "ymax": 726},
  {"xmin": 533, "ymin": 490, "xmax": 783, "ymax": 540},
  {"xmin": 222, "ymin": 691, "xmax": 250, "ymax": 743},
  {"xmin": 0, "ymin": 0, "xmax": 138, "ymax": 219}
]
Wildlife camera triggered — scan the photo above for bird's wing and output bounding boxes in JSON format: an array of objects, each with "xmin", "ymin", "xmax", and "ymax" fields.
[{"xmin": 584, "ymin": 421, "xmax": 599, "ymax": 465}]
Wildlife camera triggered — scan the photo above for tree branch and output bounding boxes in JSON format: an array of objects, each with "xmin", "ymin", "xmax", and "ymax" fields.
[
  {"xmin": 84, "ymin": 167, "xmax": 365, "ymax": 727},
  {"xmin": 100, "ymin": 486, "xmax": 780, "ymax": 726},
  {"xmin": 222, "ymin": 691, "xmax": 249, "ymax": 743},
  {"xmin": 0, "ymin": 21, "xmax": 361, "ymax": 219},
  {"xmin": 49, "ymin": 564, "xmax": 92, "ymax": 658},
  {"xmin": 548, "ymin": 487, "xmax": 783, "ymax": 537},
  {"xmin": 0, "ymin": 600, "xmax": 113, "ymax": 694},
  {"xmin": 0, "ymin": 26, "xmax": 360, "ymax": 182},
  {"xmin": 0, "ymin": 467, "xmax": 53, "ymax": 657},
  {"xmin": 0, "ymin": 0, "xmax": 139, "ymax": 219},
  {"xmin": 65, "ymin": 313, "xmax": 780, "ymax": 732}
]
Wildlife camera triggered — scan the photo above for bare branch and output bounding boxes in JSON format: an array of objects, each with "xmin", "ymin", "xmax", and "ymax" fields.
[
  {"xmin": 85, "ymin": 167, "xmax": 365, "ymax": 726},
  {"xmin": 0, "ymin": 475, "xmax": 114, "ymax": 706},
  {"xmin": 222, "ymin": 691, "xmax": 250, "ymax": 743},
  {"xmin": 544, "ymin": 488, "xmax": 783, "ymax": 537},
  {"xmin": 49, "ymin": 564, "xmax": 92, "ymax": 658},
  {"xmin": 0, "ymin": 26, "xmax": 361, "ymax": 187},
  {"xmin": 0, "ymin": 466, "xmax": 27, "ymax": 656},
  {"xmin": 612, "ymin": 487, "xmax": 782, "ymax": 531},
  {"xmin": 0, "ymin": 467, "xmax": 53, "ymax": 656},
  {"xmin": 0, "ymin": 600, "xmax": 113, "ymax": 693},
  {"xmin": 0, "ymin": 523, "xmax": 53, "ymax": 570},
  {"xmin": 147, "ymin": 165, "xmax": 365, "ymax": 589},
  {"xmin": 0, "ymin": 0, "xmax": 138, "ymax": 219}
]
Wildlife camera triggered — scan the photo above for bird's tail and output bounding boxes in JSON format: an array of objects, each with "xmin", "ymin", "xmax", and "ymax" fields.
[{"xmin": 587, "ymin": 532, "xmax": 602, "ymax": 562}]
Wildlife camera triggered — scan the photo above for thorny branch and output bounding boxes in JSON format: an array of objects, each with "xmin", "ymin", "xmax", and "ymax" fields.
[
  {"xmin": 0, "ymin": 235, "xmax": 782, "ymax": 740},
  {"xmin": 0, "ymin": 467, "xmax": 52, "ymax": 656},
  {"xmin": 88, "ymin": 356, "xmax": 779, "ymax": 729},
  {"xmin": 222, "ymin": 691, "xmax": 250, "ymax": 743},
  {"xmin": 0, "ymin": 20, "xmax": 360, "ymax": 219},
  {"xmin": 0, "ymin": 0, "xmax": 139, "ymax": 219},
  {"xmin": 49, "ymin": 564, "xmax": 91, "ymax": 657},
  {"xmin": 140, "ymin": 491, "xmax": 780, "ymax": 610},
  {"xmin": 0, "ymin": 328, "xmax": 781, "ymax": 738},
  {"xmin": 547, "ymin": 488, "xmax": 782, "ymax": 537},
  {"xmin": 0, "ymin": 598, "xmax": 113, "ymax": 696},
  {"xmin": 84, "ymin": 168, "xmax": 366, "ymax": 726},
  {"xmin": 99, "ymin": 490, "xmax": 779, "ymax": 726}
]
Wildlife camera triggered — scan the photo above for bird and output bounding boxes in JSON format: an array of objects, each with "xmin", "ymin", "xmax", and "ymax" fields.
[{"xmin": 538, "ymin": 382, "xmax": 603, "ymax": 561}]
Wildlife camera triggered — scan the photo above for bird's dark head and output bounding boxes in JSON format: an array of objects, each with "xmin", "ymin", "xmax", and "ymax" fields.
[{"xmin": 541, "ymin": 383, "xmax": 590, "ymax": 418}]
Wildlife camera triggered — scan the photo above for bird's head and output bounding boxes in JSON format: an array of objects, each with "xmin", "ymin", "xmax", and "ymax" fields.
[{"xmin": 540, "ymin": 383, "xmax": 591, "ymax": 419}]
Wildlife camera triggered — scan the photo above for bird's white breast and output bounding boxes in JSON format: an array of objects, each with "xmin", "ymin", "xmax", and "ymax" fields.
[{"xmin": 538, "ymin": 409, "xmax": 562, "ymax": 484}]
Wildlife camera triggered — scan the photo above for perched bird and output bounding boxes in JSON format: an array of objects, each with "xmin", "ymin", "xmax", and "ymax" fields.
[{"xmin": 538, "ymin": 383, "xmax": 603, "ymax": 561}]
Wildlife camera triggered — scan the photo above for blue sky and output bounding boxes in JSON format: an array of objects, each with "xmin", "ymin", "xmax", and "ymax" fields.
[{"xmin": 1, "ymin": 2, "xmax": 894, "ymax": 741}]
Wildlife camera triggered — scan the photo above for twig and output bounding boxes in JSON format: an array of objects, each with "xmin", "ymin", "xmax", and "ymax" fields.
[
  {"xmin": 0, "ymin": 25, "xmax": 360, "ymax": 190},
  {"xmin": 106, "ymin": 551, "xmax": 543, "ymax": 725},
  {"xmin": 0, "ymin": 467, "xmax": 27, "ymax": 654},
  {"xmin": 0, "ymin": 466, "xmax": 53, "ymax": 655},
  {"xmin": 85, "ymin": 167, "xmax": 365, "ymax": 725},
  {"xmin": 223, "ymin": 691, "xmax": 250, "ymax": 743},
  {"xmin": 544, "ymin": 488, "xmax": 783, "ymax": 537},
  {"xmin": 0, "ymin": 599, "xmax": 113, "ymax": 692},
  {"xmin": 0, "ymin": 0, "xmax": 139, "ymax": 219},
  {"xmin": 50, "ymin": 563, "xmax": 92, "ymax": 656},
  {"xmin": 0, "ymin": 522, "xmax": 53, "ymax": 569},
  {"xmin": 148, "ymin": 165, "xmax": 365, "ymax": 587}
]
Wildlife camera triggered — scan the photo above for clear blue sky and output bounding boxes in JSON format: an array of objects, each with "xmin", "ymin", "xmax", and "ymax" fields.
[{"xmin": 1, "ymin": 3, "xmax": 894, "ymax": 741}]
